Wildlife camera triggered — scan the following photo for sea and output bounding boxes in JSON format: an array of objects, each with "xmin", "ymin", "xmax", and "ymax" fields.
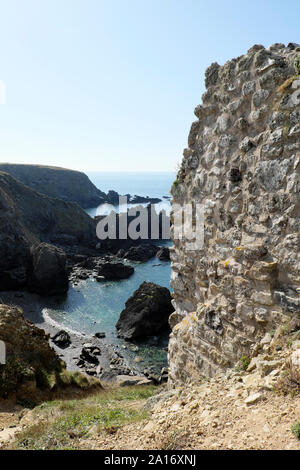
[
  {"xmin": 85, "ymin": 171, "xmax": 174, "ymax": 217},
  {"xmin": 44, "ymin": 171, "xmax": 175, "ymax": 372}
]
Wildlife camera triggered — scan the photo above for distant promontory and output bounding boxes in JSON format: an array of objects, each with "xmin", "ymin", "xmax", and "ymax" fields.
[
  {"xmin": 0, "ymin": 163, "xmax": 106, "ymax": 208},
  {"xmin": 0, "ymin": 163, "xmax": 162, "ymax": 208}
]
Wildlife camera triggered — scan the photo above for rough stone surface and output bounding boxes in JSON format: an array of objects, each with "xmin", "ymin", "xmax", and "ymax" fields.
[{"xmin": 169, "ymin": 44, "xmax": 300, "ymax": 385}]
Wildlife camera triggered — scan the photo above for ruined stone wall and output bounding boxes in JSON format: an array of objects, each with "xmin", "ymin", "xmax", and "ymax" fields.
[{"xmin": 168, "ymin": 43, "xmax": 300, "ymax": 385}]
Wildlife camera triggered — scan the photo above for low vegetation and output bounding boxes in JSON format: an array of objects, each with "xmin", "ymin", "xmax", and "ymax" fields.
[
  {"xmin": 235, "ymin": 355, "xmax": 250, "ymax": 372},
  {"xmin": 158, "ymin": 429, "xmax": 186, "ymax": 450},
  {"xmin": 275, "ymin": 360, "xmax": 300, "ymax": 397},
  {"xmin": 11, "ymin": 385, "xmax": 157, "ymax": 450},
  {"xmin": 291, "ymin": 422, "xmax": 300, "ymax": 440},
  {"xmin": 0, "ymin": 355, "xmax": 100, "ymax": 399}
]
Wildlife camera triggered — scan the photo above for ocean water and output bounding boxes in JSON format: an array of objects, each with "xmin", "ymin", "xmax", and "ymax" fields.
[
  {"xmin": 85, "ymin": 171, "xmax": 175, "ymax": 217},
  {"xmin": 45, "ymin": 172, "xmax": 175, "ymax": 372}
]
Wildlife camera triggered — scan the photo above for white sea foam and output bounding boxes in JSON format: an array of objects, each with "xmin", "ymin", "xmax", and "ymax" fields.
[{"xmin": 42, "ymin": 308, "xmax": 92, "ymax": 339}]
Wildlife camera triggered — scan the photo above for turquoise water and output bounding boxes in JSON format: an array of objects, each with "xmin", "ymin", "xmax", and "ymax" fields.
[
  {"xmin": 44, "ymin": 255, "xmax": 171, "ymax": 340},
  {"xmin": 45, "ymin": 172, "xmax": 174, "ymax": 372},
  {"xmin": 44, "ymin": 254, "xmax": 171, "ymax": 372}
]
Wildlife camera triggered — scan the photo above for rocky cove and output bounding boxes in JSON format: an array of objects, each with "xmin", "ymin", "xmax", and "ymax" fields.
[
  {"xmin": 0, "ymin": 167, "xmax": 174, "ymax": 391},
  {"xmin": 0, "ymin": 41, "xmax": 300, "ymax": 452}
]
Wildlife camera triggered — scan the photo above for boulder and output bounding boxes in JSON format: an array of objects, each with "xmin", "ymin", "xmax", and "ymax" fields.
[
  {"xmin": 94, "ymin": 332, "xmax": 106, "ymax": 339},
  {"xmin": 116, "ymin": 281, "xmax": 174, "ymax": 340},
  {"xmin": 291, "ymin": 350, "xmax": 300, "ymax": 368},
  {"xmin": 96, "ymin": 262, "xmax": 134, "ymax": 281},
  {"xmin": 156, "ymin": 247, "xmax": 170, "ymax": 261},
  {"xmin": 28, "ymin": 243, "xmax": 69, "ymax": 295},
  {"xmin": 80, "ymin": 345, "xmax": 101, "ymax": 365},
  {"xmin": 244, "ymin": 392, "xmax": 262, "ymax": 405},
  {"xmin": 115, "ymin": 375, "xmax": 153, "ymax": 386},
  {"xmin": 106, "ymin": 190, "xmax": 120, "ymax": 204},
  {"xmin": 118, "ymin": 244, "xmax": 159, "ymax": 262},
  {"xmin": 51, "ymin": 330, "xmax": 71, "ymax": 348}
]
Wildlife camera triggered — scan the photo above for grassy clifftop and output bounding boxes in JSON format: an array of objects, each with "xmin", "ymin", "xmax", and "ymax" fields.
[{"xmin": 0, "ymin": 163, "xmax": 106, "ymax": 208}]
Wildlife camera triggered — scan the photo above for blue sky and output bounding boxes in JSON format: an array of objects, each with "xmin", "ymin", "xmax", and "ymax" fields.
[{"xmin": 0, "ymin": 0, "xmax": 299, "ymax": 172}]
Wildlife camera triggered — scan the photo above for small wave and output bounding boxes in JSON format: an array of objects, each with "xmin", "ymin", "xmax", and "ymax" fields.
[{"xmin": 42, "ymin": 308, "xmax": 92, "ymax": 339}]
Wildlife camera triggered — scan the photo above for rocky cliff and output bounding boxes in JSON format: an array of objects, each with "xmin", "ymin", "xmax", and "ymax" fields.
[
  {"xmin": 0, "ymin": 164, "xmax": 106, "ymax": 208},
  {"xmin": 0, "ymin": 304, "xmax": 101, "ymax": 399},
  {"xmin": 0, "ymin": 171, "xmax": 97, "ymax": 290},
  {"xmin": 169, "ymin": 43, "xmax": 300, "ymax": 385}
]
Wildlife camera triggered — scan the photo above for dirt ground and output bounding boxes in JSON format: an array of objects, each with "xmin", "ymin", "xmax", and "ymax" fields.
[{"xmin": 80, "ymin": 375, "xmax": 300, "ymax": 450}]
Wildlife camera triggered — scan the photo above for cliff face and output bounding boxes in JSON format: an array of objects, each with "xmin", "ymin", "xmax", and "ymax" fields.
[
  {"xmin": 0, "ymin": 164, "xmax": 106, "ymax": 208},
  {"xmin": 0, "ymin": 171, "xmax": 97, "ymax": 290},
  {"xmin": 0, "ymin": 304, "xmax": 63, "ymax": 397},
  {"xmin": 0, "ymin": 304, "xmax": 101, "ymax": 399},
  {"xmin": 169, "ymin": 43, "xmax": 300, "ymax": 385}
]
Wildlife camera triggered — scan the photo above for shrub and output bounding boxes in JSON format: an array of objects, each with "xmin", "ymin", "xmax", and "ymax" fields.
[
  {"xmin": 0, "ymin": 355, "xmax": 35, "ymax": 397},
  {"xmin": 291, "ymin": 421, "xmax": 300, "ymax": 439},
  {"xmin": 275, "ymin": 360, "xmax": 300, "ymax": 396},
  {"xmin": 236, "ymin": 355, "xmax": 250, "ymax": 371}
]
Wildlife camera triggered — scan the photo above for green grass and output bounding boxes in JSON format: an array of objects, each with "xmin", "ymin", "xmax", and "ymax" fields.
[
  {"xmin": 58, "ymin": 370, "xmax": 99, "ymax": 390},
  {"xmin": 235, "ymin": 355, "xmax": 250, "ymax": 371},
  {"xmin": 291, "ymin": 421, "xmax": 300, "ymax": 440},
  {"xmin": 12, "ymin": 385, "xmax": 157, "ymax": 450}
]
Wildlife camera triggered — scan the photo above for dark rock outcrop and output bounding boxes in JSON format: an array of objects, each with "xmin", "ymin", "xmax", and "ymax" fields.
[
  {"xmin": 118, "ymin": 244, "xmax": 159, "ymax": 262},
  {"xmin": 80, "ymin": 344, "xmax": 101, "ymax": 365},
  {"xmin": 0, "ymin": 171, "xmax": 98, "ymax": 293},
  {"xmin": 0, "ymin": 163, "xmax": 106, "ymax": 208},
  {"xmin": 96, "ymin": 262, "xmax": 134, "ymax": 281},
  {"xmin": 106, "ymin": 191, "xmax": 162, "ymax": 205},
  {"xmin": 70, "ymin": 256, "xmax": 134, "ymax": 283},
  {"xmin": 128, "ymin": 195, "xmax": 162, "ymax": 204},
  {"xmin": 51, "ymin": 330, "xmax": 71, "ymax": 348},
  {"xmin": 94, "ymin": 204, "xmax": 171, "ymax": 252},
  {"xmin": 106, "ymin": 190, "xmax": 120, "ymax": 204},
  {"xmin": 94, "ymin": 332, "xmax": 106, "ymax": 339},
  {"xmin": 156, "ymin": 247, "xmax": 170, "ymax": 261},
  {"xmin": 116, "ymin": 281, "xmax": 174, "ymax": 340},
  {"xmin": 28, "ymin": 243, "xmax": 69, "ymax": 295}
]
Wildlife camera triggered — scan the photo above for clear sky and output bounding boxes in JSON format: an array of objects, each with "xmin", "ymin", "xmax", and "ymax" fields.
[{"xmin": 0, "ymin": 0, "xmax": 299, "ymax": 172}]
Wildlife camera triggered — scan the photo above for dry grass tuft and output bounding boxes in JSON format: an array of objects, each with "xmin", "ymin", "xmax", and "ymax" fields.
[
  {"xmin": 275, "ymin": 360, "xmax": 300, "ymax": 397},
  {"xmin": 277, "ymin": 75, "xmax": 299, "ymax": 94}
]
